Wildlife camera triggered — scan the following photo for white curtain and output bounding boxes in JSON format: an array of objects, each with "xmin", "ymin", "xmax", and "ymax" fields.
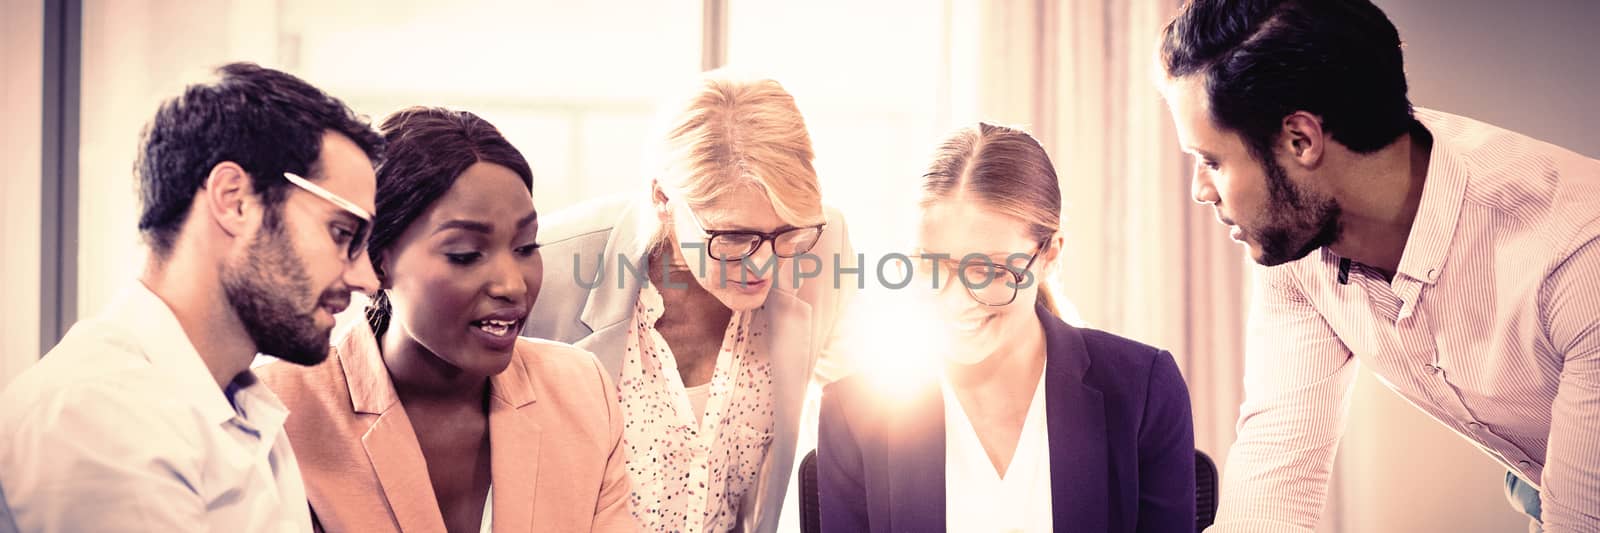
[{"xmin": 955, "ymin": 0, "xmax": 1253, "ymax": 471}]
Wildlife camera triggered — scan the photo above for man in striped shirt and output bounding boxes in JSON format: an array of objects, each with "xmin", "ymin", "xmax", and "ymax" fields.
[{"xmin": 1156, "ymin": 1, "xmax": 1599, "ymax": 531}]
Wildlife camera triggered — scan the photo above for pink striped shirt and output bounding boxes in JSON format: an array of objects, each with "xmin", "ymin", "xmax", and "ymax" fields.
[{"xmin": 1212, "ymin": 109, "xmax": 1600, "ymax": 532}]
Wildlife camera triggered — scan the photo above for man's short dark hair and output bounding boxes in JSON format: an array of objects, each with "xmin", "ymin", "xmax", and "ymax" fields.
[
  {"xmin": 1160, "ymin": 0, "xmax": 1418, "ymax": 164},
  {"xmin": 135, "ymin": 62, "xmax": 384, "ymax": 258}
]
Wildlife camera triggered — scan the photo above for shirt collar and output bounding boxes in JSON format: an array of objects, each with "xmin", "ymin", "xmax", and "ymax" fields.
[
  {"xmin": 224, "ymin": 371, "xmax": 291, "ymax": 443},
  {"xmin": 113, "ymin": 282, "xmax": 244, "ymax": 428},
  {"xmin": 1390, "ymin": 108, "xmax": 1472, "ymax": 285}
]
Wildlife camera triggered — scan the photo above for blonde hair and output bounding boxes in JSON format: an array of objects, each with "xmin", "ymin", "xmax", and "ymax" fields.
[
  {"xmin": 649, "ymin": 72, "xmax": 822, "ymax": 247},
  {"xmin": 921, "ymin": 122, "xmax": 1064, "ymax": 317}
]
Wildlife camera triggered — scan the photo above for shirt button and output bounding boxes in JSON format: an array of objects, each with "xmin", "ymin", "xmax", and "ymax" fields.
[
  {"xmin": 1424, "ymin": 364, "xmax": 1440, "ymax": 375},
  {"xmin": 1467, "ymin": 422, "xmax": 1483, "ymax": 431},
  {"xmin": 1427, "ymin": 268, "xmax": 1439, "ymax": 281},
  {"xmin": 1518, "ymin": 460, "xmax": 1532, "ymax": 468}
]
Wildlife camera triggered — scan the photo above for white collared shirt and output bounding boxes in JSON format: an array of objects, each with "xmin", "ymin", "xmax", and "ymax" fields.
[
  {"xmin": 0, "ymin": 283, "xmax": 311, "ymax": 533},
  {"xmin": 943, "ymin": 367, "xmax": 1053, "ymax": 533}
]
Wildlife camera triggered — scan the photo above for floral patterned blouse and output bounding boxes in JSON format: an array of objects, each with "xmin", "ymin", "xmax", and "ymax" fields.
[{"xmin": 617, "ymin": 280, "xmax": 776, "ymax": 532}]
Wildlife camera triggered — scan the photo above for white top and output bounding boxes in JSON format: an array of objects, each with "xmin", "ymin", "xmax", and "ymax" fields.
[
  {"xmin": 480, "ymin": 485, "xmax": 493, "ymax": 533},
  {"xmin": 0, "ymin": 283, "xmax": 312, "ymax": 533},
  {"xmin": 1214, "ymin": 108, "xmax": 1600, "ymax": 531},
  {"xmin": 943, "ymin": 367, "xmax": 1053, "ymax": 533},
  {"xmin": 617, "ymin": 280, "xmax": 776, "ymax": 533},
  {"xmin": 685, "ymin": 381, "xmax": 711, "ymax": 422}
]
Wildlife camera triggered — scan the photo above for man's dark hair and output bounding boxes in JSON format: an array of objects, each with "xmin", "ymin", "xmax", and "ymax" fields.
[
  {"xmin": 1160, "ymin": 0, "xmax": 1418, "ymax": 165},
  {"xmin": 135, "ymin": 62, "xmax": 384, "ymax": 258}
]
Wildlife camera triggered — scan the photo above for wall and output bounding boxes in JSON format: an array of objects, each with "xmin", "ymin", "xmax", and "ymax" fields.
[
  {"xmin": 75, "ymin": 0, "xmax": 279, "ymax": 318},
  {"xmin": 1, "ymin": 0, "xmax": 45, "ymax": 389}
]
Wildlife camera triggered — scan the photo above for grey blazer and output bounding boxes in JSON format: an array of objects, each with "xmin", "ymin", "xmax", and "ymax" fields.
[{"xmin": 522, "ymin": 194, "xmax": 857, "ymax": 533}]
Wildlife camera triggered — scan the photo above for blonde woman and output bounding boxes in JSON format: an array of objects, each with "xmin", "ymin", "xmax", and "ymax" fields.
[
  {"xmin": 818, "ymin": 123, "xmax": 1195, "ymax": 532},
  {"xmin": 522, "ymin": 73, "xmax": 856, "ymax": 532}
]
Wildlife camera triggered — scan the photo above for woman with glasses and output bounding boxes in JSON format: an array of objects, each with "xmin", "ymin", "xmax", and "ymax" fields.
[
  {"xmin": 817, "ymin": 123, "xmax": 1195, "ymax": 532},
  {"xmin": 259, "ymin": 108, "xmax": 634, "ymax": 532},
  {"xmin": 521, "ymin": 72, "xmax": 857, "ymax": 533}
]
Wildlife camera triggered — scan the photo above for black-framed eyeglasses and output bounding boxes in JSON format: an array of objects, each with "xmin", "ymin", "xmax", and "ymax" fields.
[
  {"xmin": 910, "ymin": 239, "xmax": 1050, "ymax": 306},
  {"xmin": 677, "ymin": 202, "xmax": 826, "ymax": 262},
  {"xmin": 283, "ymin": 172, "xmax": 371, "ymax": 262}
]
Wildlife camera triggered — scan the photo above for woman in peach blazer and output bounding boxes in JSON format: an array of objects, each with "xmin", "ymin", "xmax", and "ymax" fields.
[
  {"xmin": 259, "ymin": 326, "xmax": 630, "ymax": 532},
  {"xmin": 259, "ymin": 108, "xmax": 632, "ymax": 532}
]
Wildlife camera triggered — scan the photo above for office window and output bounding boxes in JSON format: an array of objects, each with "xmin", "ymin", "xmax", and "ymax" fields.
[
  {"xmin": 76, "ymin": 0, "xmax": 968, "ymax": 332},
  {"xmin": 77, "ymin": 0, "xmax": 701, "ymax": 314},
  {"xmin": 727, "ymin": 0, "xmax": 950, "ymax": 255}
]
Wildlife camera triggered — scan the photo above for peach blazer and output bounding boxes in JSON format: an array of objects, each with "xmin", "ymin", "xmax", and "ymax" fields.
[{"xmin": 257, "ymin": 320, "xmax": 635, "ymax": 533}]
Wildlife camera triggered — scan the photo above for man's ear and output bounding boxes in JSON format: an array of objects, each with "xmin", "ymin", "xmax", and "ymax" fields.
[
  {"xmin": 1281, "ymin": 111, "xmax": 1326, "ymax": 169},
  {"xmin": 202, "ymin": 162, "xmax": 258, "ymax": 239}
]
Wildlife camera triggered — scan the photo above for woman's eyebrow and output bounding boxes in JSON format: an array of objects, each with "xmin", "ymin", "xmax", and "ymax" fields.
[
  {"xmin": 433, "ymin": 219, "xmax": 492, "ymax": 234},
  {"xmin": 433, "ymin": 211, "xmax": 537, "ymax": 235},
  {"xmin": 701, "ymin": 217, "xmax": 793, "ymax": 233}
]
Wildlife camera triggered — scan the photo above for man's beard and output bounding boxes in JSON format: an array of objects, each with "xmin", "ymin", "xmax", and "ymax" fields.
[
  {"xmin": 1251, "ymin": 155, "xmax": 1343, "ymax": 267},
  {"xmin": 221, "ymin": 213, "xmax": 339, "ymax": 366}
]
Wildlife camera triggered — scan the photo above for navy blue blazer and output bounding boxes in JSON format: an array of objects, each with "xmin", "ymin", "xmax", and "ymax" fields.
[{"xmin": 817, "ymin": 305, "xmax": 1196, "ymax": 532}]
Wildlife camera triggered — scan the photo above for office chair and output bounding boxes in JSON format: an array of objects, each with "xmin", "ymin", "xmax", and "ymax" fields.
[
  {"xmin": 1196, "ymin": 449, "xmax": 1219, "ymax": 530},
  {"xmin": 800, "ymin": 449, "xmax": 821, "ymax": 533}
]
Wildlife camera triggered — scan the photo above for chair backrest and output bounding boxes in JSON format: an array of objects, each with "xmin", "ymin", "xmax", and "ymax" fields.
[
  {"xmin": 800, "ymin": 449, "xmax": 821, "ymax": 533},
  {"xmin": 1196, "ymin": 449, "xmax": 1219, "ymax": 531}
]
